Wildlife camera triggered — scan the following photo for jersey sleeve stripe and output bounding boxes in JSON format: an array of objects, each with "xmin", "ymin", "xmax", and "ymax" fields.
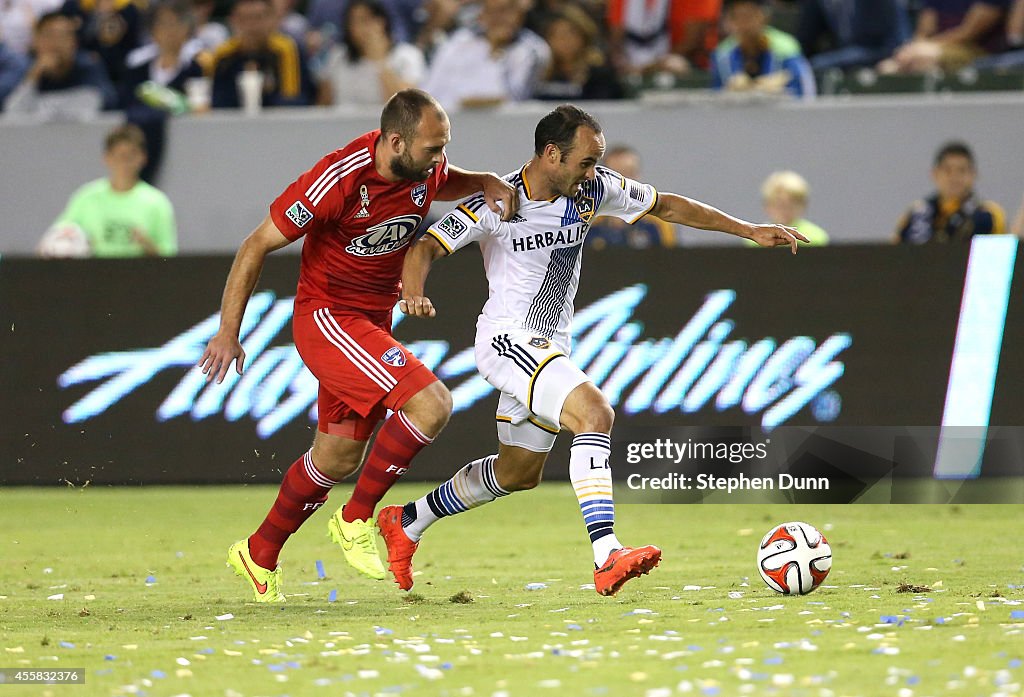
[
  {"xmin": 424, "ymin": 228, "xmax": 454, "ymax": 254},
  {"xmin": 628, "ymin": 189, "xmax": 659, "ymax": 224},
  {"xmin": 310, "ymin": 155, "xmax": 372, "ymax": 206},
  {"xmin": 457, "ymin": 204, "xmax": 480, "ymax": 222}
]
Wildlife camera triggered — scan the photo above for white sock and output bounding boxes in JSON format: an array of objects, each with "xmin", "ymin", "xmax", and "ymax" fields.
[
  {"xmin": 569, "ymin": 432, "xmax": 622, "ymax": 565},
  {"xmin": 401, "ymin": 455, "xmax": 509, "ymax": 542}
]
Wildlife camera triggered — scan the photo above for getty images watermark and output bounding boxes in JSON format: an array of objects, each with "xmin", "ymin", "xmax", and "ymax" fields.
[{"xmin": 622, "ymin": 437, "xmax": 829, "ymax": 494}]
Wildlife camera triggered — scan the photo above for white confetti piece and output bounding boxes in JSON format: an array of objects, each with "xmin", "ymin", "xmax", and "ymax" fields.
[
  {"xmin": 357, "ymin": 669, "xmax": 379, "ymax": 679},
  {"xmin": 415, "ymin": 664, "xmax": 443, "ymax": 680},
  {"xmin": 47, "ymin": 594, "xmax": 64, "ymax": 600},
  {"xmin": 216, "ymin": 613, "xmax": 234, "ymax": 621},
  {"xmin": 772, "ymin": 674, "xmax": 794, "ymax": 686},
  {"xmin": 538, "ymin": 679, "xmax": 562, "ymax": 688}
]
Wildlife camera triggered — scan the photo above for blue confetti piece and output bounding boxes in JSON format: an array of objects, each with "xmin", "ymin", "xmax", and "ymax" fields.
[
  {"xmin": 880, "ymin": 615, "xmax": 899, "ymax": 624},
  {"xmin": 151, "ymin": 670, "xmax": 166, "ymax": 679},
  {"xmin": 268, "ymin": 664, "xmax": 285, "ymax": 672},
  {"xmin": 1010, "ymin": 610, "xmax": 1024, "ymax": 620},
  {"xmin": 441, "ymin": 662, "xmax": 452, "ymax": 670},
  {"xmin": 59, "ymin": 641, "xmax": 75, "ymax": 649},
  {"xmin": 375, "ymin": 626, "xmax": 394, "ymax": 636},
  {"xmin": 907, "ymin": 676, "xmax": 920, "ymax": 685},
  {"xmin": 104, "ymin": 654, "xmax": 116, "ymax": 661},
  {"xmin": 701, "ymin": 688, "xmax": 720, "ymax": 696},
  {"xmin": 315, "ymin": 560, "xmax": 326, "ymax": 580},
  {"xmin": 687, "ymin": 645, "xmax": 703, "ymax": 652},
  {"xmin": 199, "ymin": 648, "xmax": 214, "ymax": 655},
  {"xmin": 286, "ymin": 661, "xmax": 300, "ymax": 669},
  {"xmin": 328, "ymin": 589, "xmax": 338, "ymax": 603},
  {"xmin": 1010, "ymin": 659, "xmax": 1022, "ymax": 669},
  {"xmin": 764, "ymin": 656, "xmax": 783, "ymax": 665},
  {"xmin": 145, "ymin": 575, "xmax": 157, "ymax": 584},
  {"xmin": 935, "ymin": 618, "xmax": 946, "ymax": 624},
  {"xmin": 567, "ymin": 624, "xmax": 582, "ymax": 631},
  {"xmin": 552, "ymin": 648, "xmax": 561, "ymax": 656},
  {"xmin": 840, "ymin": 611, "xmax": 851, "ymax": 617}
]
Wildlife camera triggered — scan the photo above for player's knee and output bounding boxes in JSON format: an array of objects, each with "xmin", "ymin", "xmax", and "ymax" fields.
[
  {"xmin": 499, "ymin": 464, "xmax": 544, "ymax": 492},
  {"xmin": 401, "ymin": 380, "xmax": 452, "ymax": 436},
  {"xmin": 311, "ymin": 443, "xmax": 361, "ymax": 480},
  {"xmin": 571, "ymin": 400, "xmax": 614, "ymax": 435}
]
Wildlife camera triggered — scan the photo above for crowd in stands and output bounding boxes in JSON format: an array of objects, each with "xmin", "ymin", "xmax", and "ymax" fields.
[{"xmin": 4, "ymin": 0, "xmax": 1024, "ymax": 121}]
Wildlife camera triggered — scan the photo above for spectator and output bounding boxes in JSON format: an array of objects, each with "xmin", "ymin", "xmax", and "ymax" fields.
[
  {"xmin": 412, "ymin": 0, "xmax": 475, "ymax": 60},
  {"xmin": 535, "ymin": 4, "xmax": 625, "ymax": 101},
  {"xmin": 1012, "ymin": 191, "xmax": 1024, "ymax": 237},
  {"xmin": 0, "ymin": 41, "xmax": 31, "ymax": 108},
  {"xmin": 711, "ymin": 0, "xmax": 816, "ymax": 98},
  {"xmin": 121, "ymin": 0, "xmax": 206, "ymax": 181},
  {"xmin": 271, "ymin": 0, "xmax": 309, "ymax": 45},
  {"xmin": 758, "ymin": 171, "xmax": 829, "ymax": 245},
  {"xmin": 587, "ymin": 145, "xmax": 680, "ymax": 250},
  {"xmin": 670, "ymin": 0, "xmax": 721, "ymax": 71},
  {"xmin": 315, "ymin": 0, "xmax": 425, "ymax": 105},
  {"xmin": 1, "ymin": 0, "xmax": 64, "ymax": 56},
  {"xmin": 877, "ymin": 0, "xmax": 1010, "ymax": 74},
  {"xmin": 796, "ymin": 0, "xmax": 910, "ymax": 71},
  {"xmin": 3, "ymin": 10, "xmax": 118, "ymax": 118},
  {"xmin": 894, "ymin": 141, "xmax": 1006, "ymax": 244},
  {"xmin": 421, "ymin": 0, "xmax": 549, "ymax": 110},
  {"xmin": 64, "ymin": 0, "xmax": 147, "ymax": 85},
  {"xmin": 43, "ymin": 124, "xmax": 178, "ymax": 257},
  {"xmin": 606, "ymin": 0, "xmax": 692, "ymax": 79},
  {"xmin": 210, "ymin": 0, "xmax": 314, "ymax": 108},
  {"xmin": 190, "ymin": 0, "xmax": 230, "ymax": 52},
  {"xmin": 972, "ymin": 0, "xmax": 1024, "ymax": 67}
]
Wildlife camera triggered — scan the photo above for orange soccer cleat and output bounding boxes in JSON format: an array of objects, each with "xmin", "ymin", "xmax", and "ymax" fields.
[
  {"xmin": 377, "ymin": 505, "xmax": 419, "ymax": 590},
  {"xmin": 593, "ymin": 545, "xmax": 662, "ymax": 597}
]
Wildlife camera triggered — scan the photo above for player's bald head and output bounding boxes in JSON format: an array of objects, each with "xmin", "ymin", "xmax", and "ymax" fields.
[{"xmin": 381, "ymin": 89, "xmax": 447, "ymax": 145}]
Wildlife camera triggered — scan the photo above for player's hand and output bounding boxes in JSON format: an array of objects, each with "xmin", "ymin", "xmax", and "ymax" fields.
[
  {"xmin": 399, "ymin": 295, "xmax": 436, "ymax": 318},
  {"xmin": 746, "ymin": 224, "xmax": 808, "ymax": 254},
  {"xmin": 480, "ymin": 172, "xmax": 519, "ymax": 221},
  {"xmin": 199, "ymin": 331, "xmax": 246, "ymax": 383}
]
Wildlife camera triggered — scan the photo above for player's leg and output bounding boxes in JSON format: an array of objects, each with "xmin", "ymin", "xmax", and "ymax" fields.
[{"xmin": 559, "ymin": 382, "xmax": 661, "ymax": 597}]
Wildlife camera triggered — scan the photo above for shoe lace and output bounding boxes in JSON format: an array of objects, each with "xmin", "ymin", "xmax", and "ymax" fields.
[{"xmin": 355, "ymin": 524, "xmax": 378, "ymax": 554}]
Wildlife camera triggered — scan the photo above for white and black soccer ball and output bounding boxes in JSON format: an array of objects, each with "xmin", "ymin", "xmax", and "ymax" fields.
[
  {"xmin": 37, "ymin": 223, "xmax": 91, "ymax": 258},
  {"xmin": 757, "ymin": 521, "xmax": 832, "ymax": 595}
]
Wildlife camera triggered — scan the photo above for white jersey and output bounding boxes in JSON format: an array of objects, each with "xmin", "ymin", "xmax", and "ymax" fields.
[{"xmin": 425, "ymin": 165, "xmax": 658, "ymax": 351}]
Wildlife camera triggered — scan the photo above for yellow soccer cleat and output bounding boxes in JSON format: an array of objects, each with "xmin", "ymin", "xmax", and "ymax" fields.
[
  {"xmin": 327, "ymin": 507, "xmax": 386, "ymax": 580},
  {"xmin": 227, "ymin": 540, "xmax": 286, "ymax": 602}
]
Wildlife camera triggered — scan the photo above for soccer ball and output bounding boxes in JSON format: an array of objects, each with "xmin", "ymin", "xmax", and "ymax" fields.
[
  {"xmin": 756, "ymin": 521, "xmax": 831, "ymax": 595},
  {"xmin": 37, "ymin": 223, "xmax": 91, "ymax": 258}
]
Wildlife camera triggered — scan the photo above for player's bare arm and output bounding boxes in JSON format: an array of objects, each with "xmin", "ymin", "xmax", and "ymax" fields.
[
  {"xmin": 399, "ymin": 234, "xmax": 448, "ymax": 318},
  {"xmin": 439, "ymin": 165, "xmax": 519, "ymax": 222},
  {"xmin": 650, "ymin": 192, "xmax": 809, "ymax": 254},
  {"xmin": 199, "ymin": 216, "xmax": 292, "ymax": 383}
]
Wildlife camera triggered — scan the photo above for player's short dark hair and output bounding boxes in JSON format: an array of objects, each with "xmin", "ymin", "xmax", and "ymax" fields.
[
  {"xmin": 534, "ymin": 105, "xmax": 602, "ymax": 160},
  {"xmin": 380, "ymin": 89, "xmax": 444, "ymax": 143},
  {"xmin": 105, "ymin": 123, "xmax": 148, "ymax": 154},
  {"xmin": 934, "ymin": 141, "xmax": 975, "ymax": 168}
]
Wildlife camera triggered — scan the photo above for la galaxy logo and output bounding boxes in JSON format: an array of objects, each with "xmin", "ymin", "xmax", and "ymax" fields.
[
  {"xmin": 381, "ymin": 346, "xmax": 406, "ymax": 367},
  {"xmin": 411, "ymin": 183, "xmax": 427, "ymax": 207},
  {"xmin": 529, "ymin": 337, "xmax": 551, "ymax": 349},
  {"xmin": 574, "ymin": 194, "xmax": 595, "ymax": 223}
]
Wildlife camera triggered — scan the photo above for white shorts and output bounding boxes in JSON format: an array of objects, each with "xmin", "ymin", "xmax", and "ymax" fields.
[{"xmin": 475, "ymin": 328, "xmax": 590, "ymax": 453}]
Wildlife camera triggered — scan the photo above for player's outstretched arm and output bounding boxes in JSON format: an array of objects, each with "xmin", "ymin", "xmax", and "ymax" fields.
[
  {"xmin": 199, "ymin": 216, "xmax": 292, "ymax": 383},
  {"xmin": 651, "ymin": 192, "xmax": 810, "ymax": 254},
  {"xmin": 400, "ymin": 234, "xmax": 448, "ymax": 318},
  {"xmin": 438, "ymin": 165, "xmax": 519, "ymax": 221}
]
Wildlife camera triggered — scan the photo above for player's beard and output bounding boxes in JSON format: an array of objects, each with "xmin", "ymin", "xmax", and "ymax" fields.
[{"xmin": 390, "ymin": 151, "xmax": 432, "ymax": 182}]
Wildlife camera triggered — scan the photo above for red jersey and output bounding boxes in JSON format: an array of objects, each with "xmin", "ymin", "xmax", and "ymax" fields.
[{"xmin": 269, "ymin": 130, "xmax": 449, "ymax": 319}]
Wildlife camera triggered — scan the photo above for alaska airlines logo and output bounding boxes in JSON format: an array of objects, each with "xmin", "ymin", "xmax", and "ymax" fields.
[
  {"xmin": 57, "ymin": 287, "xmax": 850, "ymax": 437},
  {"xmin": 346, "ymin": 215, "xmax": 422, "ymax": 257}
]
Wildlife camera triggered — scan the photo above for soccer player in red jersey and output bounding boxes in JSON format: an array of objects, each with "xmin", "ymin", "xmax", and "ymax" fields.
[{"xmin": 200, "ymin": 89, "xmax": 518, "ymax": 602}]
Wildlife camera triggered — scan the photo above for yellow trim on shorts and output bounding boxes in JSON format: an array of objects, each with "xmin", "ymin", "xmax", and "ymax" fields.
[
  {"xmin": 495, "ymin": 415, "xmax": 513, "ymax": 423},
  {"xmin": 528, "ymin": 416, "xmax": 560, "ymax": 434},
  {"xmin": 527, "ymin": 352, "xmax": 565, "ymax": 413}
]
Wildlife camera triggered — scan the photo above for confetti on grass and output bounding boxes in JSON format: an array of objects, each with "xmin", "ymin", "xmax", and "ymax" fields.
[{"xmin": 315, "ymin": 560, "xmax": 326, "ymax": 579}]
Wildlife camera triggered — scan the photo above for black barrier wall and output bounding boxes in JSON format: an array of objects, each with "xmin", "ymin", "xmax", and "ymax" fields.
[{"xmin": 1, "ymin": 241, "xmax": 1021, "ymax": 485}]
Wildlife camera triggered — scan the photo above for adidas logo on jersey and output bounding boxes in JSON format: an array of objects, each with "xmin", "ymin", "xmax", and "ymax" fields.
[
  {"xmin": 355, "ymin": 207, "xmax": 370, "ymax": 218},
  {"xmin": 509, "ymin": 213, "xmax": 528, "ymax": 223}
]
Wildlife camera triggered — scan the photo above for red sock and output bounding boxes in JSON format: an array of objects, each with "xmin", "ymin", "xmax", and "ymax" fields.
[
  {"xmin": 248, "ymin": 450, "xmax": 337, "ymax": 569},
  {"xmin": 342, "ymin": 412, "xmax": 432, "ymax": 522}
]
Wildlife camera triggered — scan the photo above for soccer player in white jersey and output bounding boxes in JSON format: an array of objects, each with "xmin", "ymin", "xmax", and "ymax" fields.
[{"xmin": 376, "ymin": 104, "xmax": 808, "ymax": 596}]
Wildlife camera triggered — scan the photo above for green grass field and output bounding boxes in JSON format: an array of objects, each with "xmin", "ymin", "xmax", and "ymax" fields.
[{"xmin": 1, "ymin": 485, "xmax": 1022, "ymax": 697}]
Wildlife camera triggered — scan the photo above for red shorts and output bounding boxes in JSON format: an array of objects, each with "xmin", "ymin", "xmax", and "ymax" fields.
[{"xmin": 293, "ymin": 308, "xmax": 437, "ymax": 440}]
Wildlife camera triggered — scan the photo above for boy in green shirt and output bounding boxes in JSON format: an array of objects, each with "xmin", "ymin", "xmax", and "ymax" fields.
[{"xmin": 47, "ymin": 124, "xmax": 177, "ymax": 257}]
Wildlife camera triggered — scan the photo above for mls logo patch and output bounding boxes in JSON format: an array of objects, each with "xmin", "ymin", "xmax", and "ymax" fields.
[
  {"xmin": 411, "ymin": 183, "xmax": 428, "ymax": 207},
  {"xmin": 381, "ymin": 346, "xmax": 406, "ymax": 367},
  {"xmin": 435, "ymin": 213, "xmax": 468, "ymax": 239},
  {"xmin": 529, "ymin": 336, "xmax": 551, "ymax": 349},
  {"xmin": 286, "ymin": 200, "xmax": 313, "ymax": 228},
  {"xmin": 575, "ymin": 195, "xmax": 595, "ymax": 223}
]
